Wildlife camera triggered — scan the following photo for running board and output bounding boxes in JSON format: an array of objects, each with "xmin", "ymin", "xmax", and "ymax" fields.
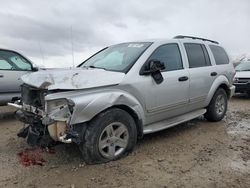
[{"xmin": 143, "ymin": 109, "xmax": 206, "ymax": 134}]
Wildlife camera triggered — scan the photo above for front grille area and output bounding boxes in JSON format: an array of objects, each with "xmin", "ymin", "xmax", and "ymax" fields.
[
  {"xmin": 236, "ymin": 78, "xmax": 250, "ymax": 84},
  {"xmin": 21, "ymin": 84, "xmax": 47, "ymax": 109}
]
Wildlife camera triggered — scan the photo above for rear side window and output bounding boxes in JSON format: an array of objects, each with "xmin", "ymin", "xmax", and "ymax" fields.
[
  {"xmin": 209, "ymin": 45, "xmax": 229, "ymax": 65},
  {"xmin": 148, "ymin": 43, "xmax": 183, "ymax": 71},
  {"xmin": 184, "ymin": 43, "xmax": 211, "ymax": 68}
]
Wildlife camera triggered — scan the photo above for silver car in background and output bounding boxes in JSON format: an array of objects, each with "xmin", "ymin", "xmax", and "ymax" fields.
[
  {"xmin": 10, "ymin": 35, "xmax": 235, "ymax": 164},
  {"xmin": 0, "ymin": 49, "xmax": 38, "ymax": 105}
]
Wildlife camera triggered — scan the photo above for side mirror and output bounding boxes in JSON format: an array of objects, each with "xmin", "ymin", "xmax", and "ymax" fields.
[
  {"xmin": 140, "ymin": 59, "xmax": 165, "ymax": 84},
  {"xmin": 32, "ymin": 63, "xmax": 39, "ymax": 71},
  {"xmin": 149, "ymin": 60, "xmax": 165, "ymax": 72},
  {"xmin": 140, "ymin": 60, "xmax": 165, "ymax": 75}
]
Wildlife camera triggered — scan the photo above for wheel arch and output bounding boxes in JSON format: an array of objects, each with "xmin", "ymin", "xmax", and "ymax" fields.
[
  {"xmin": 69, "ymin": 90, "xmax": 145, "ymax": 138},
  {"xmin": 79, "ymin": 105, "xmax": 143, "ymax": 143},
  {"xmin": 205, "ymin": 75, "xmax": 231, "ymax": 106},
  {"xmin": 113, "ymin": 105, "xmax": 143, "ymax": 139},
  {"xmin": 218, "ymin": 83, "xmax": 230, "ymax": 98},
  {"xmin": 80, "ymin": 105, "xmax": 144, "ymax": 140}
]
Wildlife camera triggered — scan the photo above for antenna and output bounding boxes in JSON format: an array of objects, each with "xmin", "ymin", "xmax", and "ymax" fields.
[
  {"xmin": 38, "ymin": 41, "xmax": 45, "ymax": 65},
  {"xmin": 70, "ymin": 26, "xmax": 75, "ymax": 67}
]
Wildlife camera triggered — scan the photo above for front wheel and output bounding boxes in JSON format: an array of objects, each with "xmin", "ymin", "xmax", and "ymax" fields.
[
  {"xmin": 205, "ymin": 88, "xmax": 228, "ymax": 122},
  {"xmin": 80, "ymin": 108, "xmax": 137, "ymax": 164}
]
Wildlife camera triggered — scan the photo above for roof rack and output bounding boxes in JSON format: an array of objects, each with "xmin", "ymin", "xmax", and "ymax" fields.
[{"xmin": 173, "ymin": 35, "xmax": 219, "ymax": 44}]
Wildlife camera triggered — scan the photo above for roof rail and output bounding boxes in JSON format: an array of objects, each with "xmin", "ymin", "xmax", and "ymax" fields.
[{"xmin": 173, "ymin": 35, "xmax": 219, "ymax": 44}]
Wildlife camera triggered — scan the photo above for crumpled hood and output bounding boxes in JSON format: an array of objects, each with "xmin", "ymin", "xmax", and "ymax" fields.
[
  {"xmin": 21, "ymin": 68, "xmax": 125, "ymax": 90},
  {"xmin": 235, "ymin": 71, "xmax": 250, "ymax": 78}
]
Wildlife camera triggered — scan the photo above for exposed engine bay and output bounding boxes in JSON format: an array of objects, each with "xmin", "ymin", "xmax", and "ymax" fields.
[{"xmin": 10, "ymin": 84, "xmax": 83, "ymax": 147}]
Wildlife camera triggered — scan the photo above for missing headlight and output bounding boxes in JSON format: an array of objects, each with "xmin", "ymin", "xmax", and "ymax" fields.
[{"xmin": 45, "ymin": 99, "xmax": 75, "ymax": 122}]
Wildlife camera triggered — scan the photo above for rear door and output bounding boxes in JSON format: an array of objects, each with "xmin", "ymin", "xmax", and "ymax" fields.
[
  {"xmin": 0, "ymin": 50, "xmax": 33, "ymax": 94},
  {"xmin": 182, "ymin": 43, "xmax": 217, "ymax": 110}
]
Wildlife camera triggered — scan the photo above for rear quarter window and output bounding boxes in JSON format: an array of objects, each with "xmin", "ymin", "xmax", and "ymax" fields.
[{"xmin": 209, "ymin": 45, "xmax": 229, "ymax": 65}]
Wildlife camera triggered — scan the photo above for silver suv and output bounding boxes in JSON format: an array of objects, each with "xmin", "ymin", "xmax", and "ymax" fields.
[{"xmin": 10, "ymin": 35, "xmax": 235, "ymax": 164}]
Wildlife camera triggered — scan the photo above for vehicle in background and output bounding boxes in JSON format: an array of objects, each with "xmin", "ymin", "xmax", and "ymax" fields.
[
  {"xmin": 232, "ymin": 57, "xmax": 250, "ymax": 68},
  {"xmin": 10, "ymin": 35, "xmax": 235, "ymax": 164},
  {"xmin": 233, "ymin": 60, "xmax": 250, "ymax": 95},
  {"xmin": 0, "ymin": 49, "xmax": 38, "ymax": 105}
]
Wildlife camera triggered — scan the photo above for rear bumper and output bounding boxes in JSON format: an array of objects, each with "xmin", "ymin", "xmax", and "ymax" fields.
[{"xmin": 233, "ymin": 83, "xmax": 250, "ymax": 93}]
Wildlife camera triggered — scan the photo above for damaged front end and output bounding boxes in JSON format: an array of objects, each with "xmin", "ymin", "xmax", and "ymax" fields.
[{"xmin": 9, "ymin": 84, "xmax": 82, "ymax": 147}]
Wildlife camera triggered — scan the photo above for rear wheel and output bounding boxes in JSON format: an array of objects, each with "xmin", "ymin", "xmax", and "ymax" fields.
[
  {"xmin": 205, "ymin": 88, "xmax": 228, "ymax": 122},
  {"xmin": 80, "ymin": 108, "xmax": 137, "ymax": 164}
]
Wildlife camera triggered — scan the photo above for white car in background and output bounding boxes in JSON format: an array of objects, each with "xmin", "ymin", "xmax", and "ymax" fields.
[
  {"xmin": 0, "ymin": 49, "xmax": 38, "ymax": 105},
  {"xmin": 234, "ymin": 60, "xmax": 250, "ymax": 95}
]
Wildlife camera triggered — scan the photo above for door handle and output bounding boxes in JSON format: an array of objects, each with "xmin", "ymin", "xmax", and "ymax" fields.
[
  {"xmin": 0, "ymin": 75, "xmax": 4, "ymax": 78},
  {"xmin": 178, "ymin": 76, "xmax": 189, "ymax": 82},
  {"xmin": 210, "ymin": 72, "xmax": 217, "ymax": 76}
]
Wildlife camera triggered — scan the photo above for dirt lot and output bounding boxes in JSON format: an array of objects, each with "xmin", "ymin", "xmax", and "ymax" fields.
[{"xmin": 0, "ymin": 96, "xmax": 249, "ymax": 188}]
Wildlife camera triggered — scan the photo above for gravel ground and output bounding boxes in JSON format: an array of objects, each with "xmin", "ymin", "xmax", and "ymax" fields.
[{"xmin": 0, "ymin": 96, "xmax": 249, "ymax": 188}]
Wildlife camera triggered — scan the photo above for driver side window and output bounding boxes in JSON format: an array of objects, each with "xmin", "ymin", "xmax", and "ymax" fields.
[{"xmin": 148, "ymin": 43, "xmax": 183, "ymax": 71}]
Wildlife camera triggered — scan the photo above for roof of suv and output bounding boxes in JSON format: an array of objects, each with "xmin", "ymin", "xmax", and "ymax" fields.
[
  {"xmin": 173, "ymin": 35, "xmax": 219, "ymax": 44},
  {"xmin": 137, "ymin": 35, "xmax": 220, "ymax": 46}
]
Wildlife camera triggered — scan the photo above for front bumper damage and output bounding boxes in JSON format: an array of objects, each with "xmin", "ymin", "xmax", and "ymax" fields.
[{"xmin": 8, "ymin": 101, "xmax": 83, "ymax": 147}]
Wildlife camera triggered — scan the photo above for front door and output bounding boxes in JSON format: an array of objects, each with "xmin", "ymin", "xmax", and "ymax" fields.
[{"xmin": 143, "ymin": 43, "xmax": 190, "ymax": 124}]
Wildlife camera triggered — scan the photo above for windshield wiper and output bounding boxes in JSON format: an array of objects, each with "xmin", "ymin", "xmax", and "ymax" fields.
[{"xmin": 82, "ymin": 65, "xmax": 107, "ymax": 70}]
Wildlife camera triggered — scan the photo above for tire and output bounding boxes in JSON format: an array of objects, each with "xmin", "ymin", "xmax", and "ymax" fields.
[
  {"xmin": 205, "ymin": 88, "xmax": 228, "ymax": 122},
  {"xmin": 80, "ymin": 108, "xmax": 137, "ymax": 164}
]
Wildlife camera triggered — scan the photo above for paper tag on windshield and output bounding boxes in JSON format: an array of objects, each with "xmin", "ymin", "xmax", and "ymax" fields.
[{"xmin": 128, "ymin": 44, "xmax": 144, "ymax": 48}]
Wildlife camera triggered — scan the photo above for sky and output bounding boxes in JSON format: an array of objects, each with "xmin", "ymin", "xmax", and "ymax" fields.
[{"xmin": 0, "ymin": 0, "xmax": 249, "ymax": 68}]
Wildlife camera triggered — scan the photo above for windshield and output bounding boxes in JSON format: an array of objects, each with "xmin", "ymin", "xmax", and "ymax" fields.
[
  {"xmin": 235, "ymin": 62, "xmax": 250, "ymax": 71},
  {"xmin": 79, "ymin": 42, "xmax": 152, "ymax": 73}
]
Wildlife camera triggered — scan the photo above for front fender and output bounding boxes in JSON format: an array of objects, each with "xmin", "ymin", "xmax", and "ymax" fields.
[
  {"xmin": 68, "ymin": 90, "xmax": 145, "ymax": 125},
  {"xmin": 205, "ymin": 75, "xmax": 230, "ymax": 106}
]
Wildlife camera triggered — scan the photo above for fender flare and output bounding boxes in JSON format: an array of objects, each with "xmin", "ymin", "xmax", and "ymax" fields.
[
  {"xmin": 205, "ymin": 75, "xmax": 230, "ymax": 106},
  {"xmin": 69, "ymin": 90, "xmax": 145, "ymax": 127}
]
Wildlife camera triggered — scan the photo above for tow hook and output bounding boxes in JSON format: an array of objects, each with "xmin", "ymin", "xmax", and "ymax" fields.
[
  {"xmin": 58, "ymin": 134, "xmax": 72, "ymax": 144},
  {"xmin": 58, "ymin": 131, "xmax": 81, "ymax": 144}
]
